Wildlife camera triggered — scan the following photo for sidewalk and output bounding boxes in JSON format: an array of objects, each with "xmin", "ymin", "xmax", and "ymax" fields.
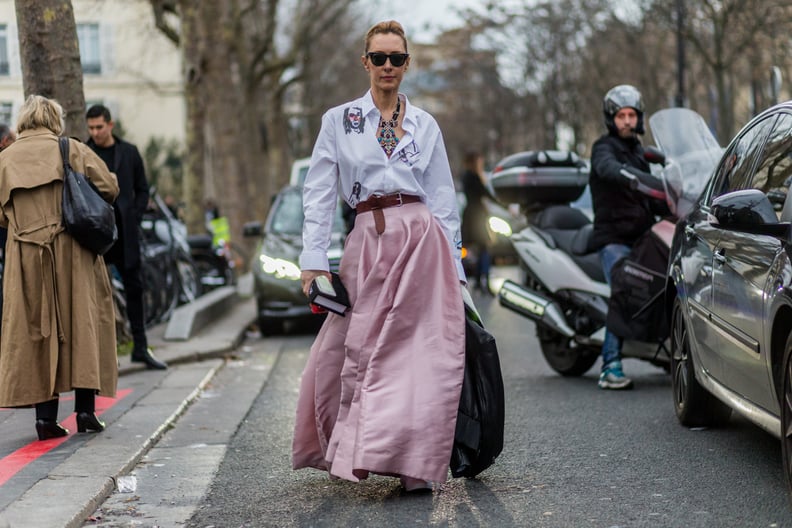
[{"xmin": 0, "ymin": 275, "xmax": 259, "ymax": 528}]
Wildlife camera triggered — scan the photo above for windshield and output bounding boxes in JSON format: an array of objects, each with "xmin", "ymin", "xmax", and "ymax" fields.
[
  {"xmin": 648, "ymin": 108, "xmax": 723, "ymax": 219},
  {"xmin": 270, "ymin": 189, "xmax": 346, "ymax": 235}
]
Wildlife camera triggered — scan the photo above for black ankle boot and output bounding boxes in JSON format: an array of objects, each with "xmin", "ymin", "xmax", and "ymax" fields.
[
  {"xmin": 74, "ymin": 388, "xmax": 104, "ymax": 433},
  {"xmin": 34, "ymin": 398, "xmax": 68, "ymax": 440},
  {"xmin": 35, "ymin": 419, "xmax": 69, "ymax": 440},
  {"xmin": 76, "ymin": 412, "xmax": 106, "ymax": 433},
  {"xmin": 131, "ymin": 345, "xmax": 168, "ymax": 370}
]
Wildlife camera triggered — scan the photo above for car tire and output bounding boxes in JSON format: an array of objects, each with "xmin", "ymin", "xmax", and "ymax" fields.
[
  {"xmin": 258, "ymin": 316, "xmax": 283, "ymax": 336},
  {"xmin": 780, "ymin": 332, "xmax": 792, "ymax": 503},
  {"xmin": 670, "ymin": 297, "xmax": 731, "ymax": 427}
]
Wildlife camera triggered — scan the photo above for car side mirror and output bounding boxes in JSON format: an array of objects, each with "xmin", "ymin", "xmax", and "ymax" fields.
[
  {"xmin": 242, "ymin": 221, "xmax": 263, "ymax": 238},
  {"xmin": 710, "ymin": 189, "xmax": 790, "ymax": 237}
]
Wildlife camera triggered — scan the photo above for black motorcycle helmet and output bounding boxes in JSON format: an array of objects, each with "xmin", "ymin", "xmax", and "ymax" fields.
[{"xmin": 603, "ymin": 84, "xmax": 644, "ymax": 135}]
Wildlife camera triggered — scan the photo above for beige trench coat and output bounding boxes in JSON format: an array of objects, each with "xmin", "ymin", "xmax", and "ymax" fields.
[{"xmin": 0, "ymin": 129, "xmax": 120, "ymax": 407}]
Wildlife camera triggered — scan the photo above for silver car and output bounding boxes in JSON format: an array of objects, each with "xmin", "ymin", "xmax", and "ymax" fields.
[{"xmin": 667, "ymin": 100, "xmax": 792, "ymax": 500}]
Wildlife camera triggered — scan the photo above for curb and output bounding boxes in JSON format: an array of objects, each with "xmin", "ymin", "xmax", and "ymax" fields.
[
  {"xmin": 118, "ymin": 273, "xmax": 256, "ymax": 375},
  {"xmin": 0, "ymin": 277, "xmax": 258, "ymax": 528}
]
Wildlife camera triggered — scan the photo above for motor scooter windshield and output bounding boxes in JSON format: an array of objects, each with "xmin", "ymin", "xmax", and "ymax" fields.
[{"xmin": 648, "ymin": 108, "xmax": 723, "ymax": 219}]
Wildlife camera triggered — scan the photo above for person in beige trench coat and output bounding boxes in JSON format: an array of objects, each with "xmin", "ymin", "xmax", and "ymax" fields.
[{"xmin": 0, "ymin": 95, "xmax": 120, "ymax": 441}]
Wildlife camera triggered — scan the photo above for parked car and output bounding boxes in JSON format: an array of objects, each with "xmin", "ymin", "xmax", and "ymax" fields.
[
  {"xmin": 244, "ymin": 185, "xmax": 346, "ymax": 334},
  {"xmin": 666, "ymin": 100, "xmax": 792, "ymax": 499},
  {"xmin": 290, "ymin": 157, "xmax": 311, "ymax": 186}
]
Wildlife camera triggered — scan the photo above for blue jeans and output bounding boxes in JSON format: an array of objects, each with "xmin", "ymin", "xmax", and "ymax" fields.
[
  {"xmin": 600, "ymin": 243, "xmax": 631, "ymax": 369},
  {"xmin": 477, "ymin": 246, "xmax": 491, "ymax": 284}
]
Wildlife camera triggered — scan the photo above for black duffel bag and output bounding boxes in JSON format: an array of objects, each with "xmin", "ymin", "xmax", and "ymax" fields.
[{"xmin": 450, "ymin": 300, "xmax": 505, "ymax": 478}]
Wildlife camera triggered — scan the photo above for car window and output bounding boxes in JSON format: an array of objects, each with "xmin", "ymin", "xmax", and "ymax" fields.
[
  {"xmin": 271, "ymin": 191, "xmax": 305, "ymax": 235},
  {"xmin": 269, "ymin": 190, "xmax": 346, "ymax": 235},
  {"xmin": 708, "ymin": 115, "xmax": 776, "ymax": 202},
  {"xmin": 750, "ymin": 113, "xmax": 792, "ymax": 214}
]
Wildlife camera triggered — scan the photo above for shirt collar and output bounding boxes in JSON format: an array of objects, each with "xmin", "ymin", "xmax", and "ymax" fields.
[{"xmin": 361, "ymin": 90, "xmax": 415, "ymax": 125}]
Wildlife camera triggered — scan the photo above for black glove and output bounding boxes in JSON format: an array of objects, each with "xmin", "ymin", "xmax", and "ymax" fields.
[
  {"xmin": 619, "ymin": 165, "xmax": 666, "ymax": 201},
  {"xmin": 619, "ymin": 165, "xmax": 665, "ymax": 192}
]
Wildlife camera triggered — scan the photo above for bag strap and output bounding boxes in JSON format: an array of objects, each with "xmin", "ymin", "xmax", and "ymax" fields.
[{"xmin": 58, "ymin": 136, "xmax": 71, "ymax": 172}]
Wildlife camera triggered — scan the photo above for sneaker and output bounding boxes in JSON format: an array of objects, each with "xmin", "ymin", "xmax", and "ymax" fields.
[{"xmin": 598, "ymin": 362, "xmax": 633, "ymax": 390}]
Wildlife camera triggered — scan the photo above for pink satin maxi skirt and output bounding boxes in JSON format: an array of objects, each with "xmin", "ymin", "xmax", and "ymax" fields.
[{"xmin": 292, "ymin": 201, "xmax": 466, "ymax": 483}]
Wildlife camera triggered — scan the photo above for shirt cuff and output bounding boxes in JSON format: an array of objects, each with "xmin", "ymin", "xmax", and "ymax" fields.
[{"xmin": 299, "ymin": 251, "xmax": 330, "ymax": 272}]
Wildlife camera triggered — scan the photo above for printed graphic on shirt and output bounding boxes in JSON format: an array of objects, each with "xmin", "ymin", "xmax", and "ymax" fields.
[
  {"xmin": 454, "ymin": 233, "xmax": 463, "ymax": 251},
  {"xmin": 343, "ymin": 106, "xmax": 365, "ymax": 135},
  {"xmin": 348, "ymin": 181, "xmax": 362, "ymax": 207},
  {"xmin": 397, "ymin": 141, "xmax": 420, "ymax": 166}
]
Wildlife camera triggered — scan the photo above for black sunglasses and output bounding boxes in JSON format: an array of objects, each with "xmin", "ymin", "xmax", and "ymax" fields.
[{"xmin": 367, "ymin": 52, "xmax": 409, "ymax": 67}]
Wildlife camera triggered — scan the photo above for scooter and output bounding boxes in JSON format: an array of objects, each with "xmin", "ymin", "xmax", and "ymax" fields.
[
  {"xmin": 187, "ymin": 233, "xmax": 236, "ymax": 291},
  {"xmin": 494, "ymin": 108, "xmax": 722, "ymax": 376}
]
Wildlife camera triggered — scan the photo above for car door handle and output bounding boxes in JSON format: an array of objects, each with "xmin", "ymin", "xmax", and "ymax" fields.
[{"xmin": 713, "ymin": 248, "xmax": 726, "ymax": 265}]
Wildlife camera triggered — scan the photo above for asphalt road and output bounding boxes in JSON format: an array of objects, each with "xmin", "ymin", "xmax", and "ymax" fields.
[{"xmin": 90, "ymin": 267, "xmax": 792, "ymax": 528}]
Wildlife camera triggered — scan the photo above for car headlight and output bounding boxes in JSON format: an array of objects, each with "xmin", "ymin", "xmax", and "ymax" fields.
[
  {"xmin": 258, "ymin": 254, "xmax": 301, "ymax": 280},
  {"xmin": 488, "ymin": 216, "xmax": 512, "ymax": 237}
]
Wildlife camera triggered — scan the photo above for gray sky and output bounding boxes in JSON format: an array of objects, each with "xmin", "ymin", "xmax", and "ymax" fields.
[{"xmin": 370, "ymin": 0, "xmax": 485, "ymax": 43}]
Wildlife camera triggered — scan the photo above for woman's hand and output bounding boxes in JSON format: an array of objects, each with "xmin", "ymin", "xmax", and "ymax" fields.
[{"xmin": 301, "ymin": 270, "xmax": 331, "ymax": 297}]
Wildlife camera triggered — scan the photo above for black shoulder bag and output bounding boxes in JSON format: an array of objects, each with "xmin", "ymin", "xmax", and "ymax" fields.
[{"xmin": 60, "ymin": 137, "xmax": 117, "ymax": 255}]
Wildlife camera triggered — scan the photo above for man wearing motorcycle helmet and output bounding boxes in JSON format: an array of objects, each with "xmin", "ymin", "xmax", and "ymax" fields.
[{"xmin": 589, "ymin": 84, "xmax": 669, "ymax": 390}]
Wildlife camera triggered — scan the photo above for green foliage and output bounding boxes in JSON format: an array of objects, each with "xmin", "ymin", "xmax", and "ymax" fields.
[
  {"xmin": 112, "ymin": 119, "xmax": 128, "ymax": 139},
  {"xmin": 144, "ymin": 136, "xmax": 184, "ymax": 200}
]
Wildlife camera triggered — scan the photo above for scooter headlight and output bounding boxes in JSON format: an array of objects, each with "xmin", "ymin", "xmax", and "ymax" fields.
[{"xmin": 488, "ymin": 216, "xmax": 512, "ymax": 237}]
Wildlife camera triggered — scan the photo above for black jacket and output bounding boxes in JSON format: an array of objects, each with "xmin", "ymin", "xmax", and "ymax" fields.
[
  {"xmin": 87, "ymin": 135, "xmax": 149, "ymax": 269},
  {"xmin": 461, "ymin": 169, "xmax": 493, "ymax": 248},
  {"xmin": 589, "ymin": 133, "xmax": 668, "ymax": 250}
]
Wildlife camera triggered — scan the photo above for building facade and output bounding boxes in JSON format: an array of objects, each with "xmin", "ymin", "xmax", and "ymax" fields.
[{"xmin": 0, "ymin": 0, "xmax": 184, "ymax": 149}]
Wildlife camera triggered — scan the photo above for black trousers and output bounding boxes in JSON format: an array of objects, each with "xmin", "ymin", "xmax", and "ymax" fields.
[
  {"xmin": 35, "ymin": 389, "xmax": 95, "ymax": 420},
  {"xmin": 114, "ymin": 263, "xmax": 147, "ymax": 349}
]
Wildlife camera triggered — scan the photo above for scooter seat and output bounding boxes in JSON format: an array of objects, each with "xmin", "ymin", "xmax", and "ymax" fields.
[
  {"xmin": 534, "ymin": 205, "xmax": 605, "ymax": 283},
  {"xmin": 536, "ymin": 205, "xmax": 595, "ymax": 256},
  {"xmin": 187, "ymin": 233, "xmax": 213, "ymax": 249},
  {"xmin": 536, "ymin": 205, "xmax": 590, "ymax": 230}
]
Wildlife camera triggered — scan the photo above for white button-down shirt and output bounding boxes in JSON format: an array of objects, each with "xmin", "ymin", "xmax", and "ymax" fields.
[{"xmin": 300, "ymin": 91, "xmax": 465, "ymax": 281}]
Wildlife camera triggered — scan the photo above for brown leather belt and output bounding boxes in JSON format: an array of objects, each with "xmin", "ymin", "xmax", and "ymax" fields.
[{"xmin": 355, "ymin": 193, "xmax": 421, "ymax": 234}]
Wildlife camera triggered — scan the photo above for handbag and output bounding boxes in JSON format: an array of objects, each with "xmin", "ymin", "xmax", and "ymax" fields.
[
  {"xmin": 450, "ymin": 295, "xmax": 505, "ymax": 478},
  {"xmin": 59, "ymin": 137, "xmax": 118, "ymax": 255}
]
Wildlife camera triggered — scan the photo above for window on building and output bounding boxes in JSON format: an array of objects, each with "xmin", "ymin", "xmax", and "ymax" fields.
[
  {"xmin": 0, "ymin": 25, "xmax": 9, "ymax": 75},
  {"xmin": 77, "ymin": 23, "xmax": 101, "ymax": 74},
  {"xmin": 0, "ymin": 102, "xmax": 13, "ymax": 126}
]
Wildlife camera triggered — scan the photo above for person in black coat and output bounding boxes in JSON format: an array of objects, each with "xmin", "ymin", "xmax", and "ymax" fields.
[
  {"xmin": 86, "ymin": 104, "xmax": 167, "ymax": 369},
  {"xmin": 589, "ymin": 85, "xmax": 668, "ymax": 390},
  {"xmin": 461, "ymin": 151, "xmax": 493, "ymax": 292}
]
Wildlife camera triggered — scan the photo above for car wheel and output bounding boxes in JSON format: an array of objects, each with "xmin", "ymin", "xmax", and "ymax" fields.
[
  {"xmin": 781, "ymin": 332, "xmax": 792, "ymax": 502},
  {"xmin": 670, "ymin": 298, "xmax": 731, "ymax": 427},
  {"xmin": 258, "ymin": 316, "xmax": 284, "ymax": 336},
  {"xmin": 538, "ymin": 328, "xmax": 599, "ymax": 377}
]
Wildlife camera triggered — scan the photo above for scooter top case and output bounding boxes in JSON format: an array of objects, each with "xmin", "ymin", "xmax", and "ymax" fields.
[{"xmin": 490, "ymin": 150, "xmax": 589, "ymax": 211}]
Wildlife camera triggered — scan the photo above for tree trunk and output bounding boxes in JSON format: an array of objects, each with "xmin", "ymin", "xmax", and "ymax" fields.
[
  {"xmin": 15, "ymin": 0, "xmax": 86, "ymax": 138},
  {"xmin": 177, "ymin": 1, "xmax": 207, "ymax": 234}
]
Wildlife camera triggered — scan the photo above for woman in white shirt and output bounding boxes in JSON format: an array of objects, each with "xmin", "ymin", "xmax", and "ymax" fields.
[{"xmin": 292, "ymin": 20, "xmax": 466, "ymax": 493}]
